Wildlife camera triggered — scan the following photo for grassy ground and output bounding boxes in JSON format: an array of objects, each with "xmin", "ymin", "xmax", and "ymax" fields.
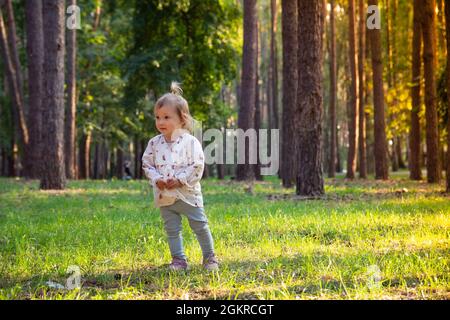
[{"xmin": 0, "ymin": 172, "xmax": 448, "ymax": 300}]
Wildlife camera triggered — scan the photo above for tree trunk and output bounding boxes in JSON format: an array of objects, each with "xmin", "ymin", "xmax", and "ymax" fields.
[
  {"xmin": 328, "ymin": 0, "xmax": 337, "ymax": 178},
  {"xmin": 445, "ymin": 0, "xmax": 450, "ymax": 191},
  {"xmin": 270, "ymin": 0, "xmax": 279, "ymax": 130},
  {"xmin": 25, "ymin": 0, "xmax": 44, "ymax": 179},
  {"xmin": 368, "ymin": 0, "xmax": 389, "ymax": 180},
  {"xmin": 40, "ymin": 0, "xmax": 66, "ymax": 190},
  {"xmin": 116, "ymin": 146, "xmax": 124, "ymax": 179},
  {"xmin": 396, "ymin": 136, "xmax": 406, "ymax": 168},
  {"xmin": 78, "ymin": 131, "xmax": 91, "ymax": 179},
  {"xmin": 4, "ymin": 0, "xmax": 32, "ymax": 177},
  {"xmin": 410, "ymin": 0, "xmax": 422, "ymax": 180},
  {"xmin": 236, "ymin": 0, "xmax": 257, "ymax": 181},
  {"xmin": 346, "ymin": 0, "xmax": 359, "ymax": 179},
  {"xmin": 0, "ymin": 8, "xmax": 29, "ymax": 174},
  {"xmin": 420, "ymin": 0, "xmax": 441, "ymax": 183},
  {"xmin": 4, "ymin": 0, "xmax": 23, "ymax": 93},
  {"xmin": 93, "ymin": 142, "xmax": 99, "ymax": 179},
  {"xmin": 103, "ymin": 141, "xmax": 109, "ymax": 179},
  {"xmin": 358, "ymin": 0, "xmax": 367, "ymax": 178},
  {"xmin": 336, "ymin": 125, "xmax": 342, "ymax": 173},
  {"xmin": 254, "ymin": 20, "xmax": 262, "ymax": 181},
  {"xmin": 281, "ymin": 0, "xmax": 298, "ymax": 186},
  {"xmin": 296, "ymin": 0, "xmax": 325, "ymax": 196},
  {"xmin": 133, "ymin": 136, "xmax": 143, "ymax": 179},
  {"xmin": 65, "ymin": 0, "xmax": 77, "ymax": 179}
]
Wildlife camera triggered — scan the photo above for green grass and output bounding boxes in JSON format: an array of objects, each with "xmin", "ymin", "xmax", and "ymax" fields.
[{"xmin": 0, "ymin": 172, "xmax": 449, "ymax": 300}]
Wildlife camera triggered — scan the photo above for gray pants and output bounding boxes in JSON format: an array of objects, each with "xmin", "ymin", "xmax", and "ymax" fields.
[{"xmin": 160, "ymin": 200, "xmax": 214, "ymax": 261}]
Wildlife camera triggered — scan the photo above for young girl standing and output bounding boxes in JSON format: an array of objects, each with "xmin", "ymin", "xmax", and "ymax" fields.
[{"xmin": 142, "ymin": 82, "xmax": 218, "ymax": 271}]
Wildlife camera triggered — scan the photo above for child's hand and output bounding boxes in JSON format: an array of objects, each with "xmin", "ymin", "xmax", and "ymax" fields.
[
  {"xmin": 165, "ymin": 178, "xmax": 183, "ymax": 190},
  {"xmin": 156, "ymin": 179, "xmax": 167, "ymax": 190}
]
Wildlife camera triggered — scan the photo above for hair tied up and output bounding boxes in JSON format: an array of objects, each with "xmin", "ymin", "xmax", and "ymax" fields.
[{"xmin": 170, "ymin": 81, "xmax": 183, "ymax": 96}]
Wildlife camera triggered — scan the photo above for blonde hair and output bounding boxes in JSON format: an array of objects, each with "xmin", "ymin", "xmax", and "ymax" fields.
[{"xmin": 154, "ymin": 82, "xmax": 193, "ymax": 132}]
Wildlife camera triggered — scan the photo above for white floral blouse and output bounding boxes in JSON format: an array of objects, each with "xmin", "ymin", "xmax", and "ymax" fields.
[{"xmin": 142, "ymin": 130, "xmax": 205, "ymax": 208}]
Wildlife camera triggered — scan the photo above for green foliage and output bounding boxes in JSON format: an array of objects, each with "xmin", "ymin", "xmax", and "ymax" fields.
[
  {"xmin": 76, "ymin": 0, "xmax": 135, "ymax": 145},
  {"xmin": 123, "ymin": 0, "xmax": 241, "ymax": 137}
]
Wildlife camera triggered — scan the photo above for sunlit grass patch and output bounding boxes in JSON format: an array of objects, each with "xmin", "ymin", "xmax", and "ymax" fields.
[{"xmin": 0, "ymin": 172, "xmax": 449, "ymax": 300}]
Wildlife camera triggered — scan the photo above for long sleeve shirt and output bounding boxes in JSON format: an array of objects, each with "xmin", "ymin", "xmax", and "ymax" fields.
[{"xmin": 142, "ymin": 131, "xmax": 205, "ymax": 208}]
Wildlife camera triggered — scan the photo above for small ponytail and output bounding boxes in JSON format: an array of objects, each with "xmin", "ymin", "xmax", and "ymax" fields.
[{"xmin": 170, "ymin": 81, "xmax": 183, "ymax": 96}]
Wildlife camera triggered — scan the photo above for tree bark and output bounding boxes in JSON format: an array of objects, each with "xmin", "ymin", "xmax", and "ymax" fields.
[
  {"xmin": 269, "ymin": 0, "xmax": 279, "ymax": 130},
  {"xmin": 4, "ymin": 0, "xmax": 32, "ymax": 177},
  {"xmin": 281, "ymin": 0, "xmax": 297, "ymax": 186},
  {"xmin": 0, "ymin": 8, "xmax": 29, "ymax": 171},
  {"xmin": 236, "ymin": 0, "xmax": 257, "ymax": 181},
  {"xmin": 346, "ymin": 0, "xmax": 359, "ymax": 179},
  {"xmin": 25, "ymin": 0, "xmax": 44, "ymax": 179},
  {"xmin": 65, "ymin": 0, "xmax": 77, "ymax": 179},
  {"xmin": 254, "ymin": 20, "xmax": 262, "ymax": 181},
  {"xmin": 358, "ymin": 0, "xmax": 367, "ymax": 178},
  {"xmin": 327, "ymin": 0, "xmax": 337, "ymax": 178},
  {"xmin": 420, "ymin": 0, "xmax": 441, "ymax": 183},
  {"xmin": 4, "ymin": 0, "xmax": 24, "ymax": 102},
  {"xmin": 445, "ymin": 0, "xmax": 450, "ymax": 191},
  {"xmin": 40, "ymin": 0, "xmax": 66, "ymax": 190},
  {"xmin": 368, "ymin": 0, "xmax": 389, "ymax": 180},
  {"xmin": 296, "ymin": 0, "xmax": 325, "ymax": 196},
  {"xmin": 410, "ymin": 0, "xmax": 423, "ymax": 180},
  {"xmin": 78, "ymin": 131, "xmax": 91, "ymax": 179},
  {"xmin": 396, "ymin": 136, "xmax": 406, "ymax": 168}
]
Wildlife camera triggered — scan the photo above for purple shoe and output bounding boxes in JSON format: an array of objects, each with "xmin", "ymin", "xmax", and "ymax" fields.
[
  {"xmin": 203, "ymin": 254, "xmax": 219, "ymax": 271},
  {"xmin": 169, "ymin": 257, "xmax": 188, "ymax": 271}
]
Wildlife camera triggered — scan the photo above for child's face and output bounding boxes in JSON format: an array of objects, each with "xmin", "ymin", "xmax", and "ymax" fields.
[{"xmin": 155, "ymin": 104, "xmax": 183, "ymax": 138}]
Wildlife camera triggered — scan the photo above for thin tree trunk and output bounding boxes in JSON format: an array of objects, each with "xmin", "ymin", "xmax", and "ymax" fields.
[
  {"xmin": 133, "ymin": 136, "xmax": 140, "ymax": 179},
  {"xmin": 358, "ymin": 0, "xmax": 367, "ymax": 178},
  {"xmin": 40, "ymin": 0, "xmax": 66, "ymax": 190},
  {"xmin": 336, "ymin": 125, "xmax": 342, "ymax": 173},
  {"xmin": 270, "ymin": 0, "xmax": 279, "ymax": 130},
  {"xmin": 65, "ymin": 0, "xmax": 77, "ymax": 179},
  {"xmin": 368, "ymin": 0, "xmax": 389, "ymax": 180},
  {"xmin": 0, "ymin": 147, "xmax": 5, "ymax": 176},
  {"xmin": 103, "ymin": 141, "xmax": 109, "ymax": 179},
  {"xmin": 445, "ymin": 0, "xmax": 450, "ymax": 191},
  {"xmin": 346, "ymin": 0, "xmax": 359, "ymax": 179},
  {"xmin": 396, "ymin": 136, "xmax": 406, "ymax": 168},
  {"xmin": 0, "ymin": 8, "xmax": 29, "ymax": 171},
  {"xmin": 254, "ymin": 20, "xmax": 262, "ymax": 181},
  {"xmin": 25, "ymin": 0, "xmax": 44, "ymax": 179},
  {"xmin": 93, "ymin": 142, "xmax": 99, "ymax": 179},
  {"xmin": 236, "ymin": 0, "xmax": 257, "ymax": 181},
  {"xmin": 296, "ymin": 0, "xmax": 325, "ymax": 196},
  {"xmin": 421, "ymin": 0, "xmax": 440, "ymax": 183},
  {"xmin": 116, "ymin": 146, "xmax": 124, "ymax": 179},
  {"xmin": 410, "ymin": 0, "xmax": 422, "ymax": 180},
  {"xmin": 281, "ymin": 0, "xmax": 298, "ymax": 186},
  {"xmin": 4, "ymin": 0, "xmax": 24, "ymax": 102},
  {"xmin": 327, "ymin": 0, "xmax": 337, "ymax": 178},
  {"xmin": 78, "ymin": 131, "xmax": 91, "ymax": 179},
  {"xmin": 4, "ymin": 0, "xmax": 31, "ymax": 176},
  {"xmin": 3, "ymin": 0, "xmax": 31, "ymax": 177}
]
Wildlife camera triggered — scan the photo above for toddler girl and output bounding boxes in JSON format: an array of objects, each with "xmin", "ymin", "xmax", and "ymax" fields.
[{"xmin": 142, "ymin": 82, "xmax": 218, "ymax": 271}]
